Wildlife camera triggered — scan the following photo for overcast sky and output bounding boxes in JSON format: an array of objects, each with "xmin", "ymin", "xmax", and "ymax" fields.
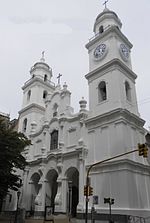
[{"xmin": 0, "ymin": 0, "xmax": 150, "ymax": 129}]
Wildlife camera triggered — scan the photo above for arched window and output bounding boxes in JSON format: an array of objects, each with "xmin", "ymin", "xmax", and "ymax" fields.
[
  {"xmin": 23, "ymin": 118, "xmax": 27, "ymax": 132},
  {"xmin": 125, "ymin": 81, "xmax": 131, "ymax": 101},
  {"xmin": 43, "ymin": 90, "xmax": 48, "ymax": 99},
  {"xmin": 44, "ymin": 74, "xmax": 47, "ymax": 82},
  {"xmin": 53, "ymin": 103, "xmax": 58, "ymax": 117},
  {"xmin": 98, "ymin": 81, "xmax": 107, "ymax": 102},
  {"xmin": 99, "ymin": 25, "xmax": 104, "ymax": 34},
  {"xmin": 27, "ymin": 90, "xmax": 31, "ymax": 101},
  {"xmin": 50, "ymin": 130, "xmax": 58, "ymax": 150}
]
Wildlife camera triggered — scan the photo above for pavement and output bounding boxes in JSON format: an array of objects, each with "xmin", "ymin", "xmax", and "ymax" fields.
[{"xmin": 0, "ymin": 214, "xmax": 70, "ymax": 223}]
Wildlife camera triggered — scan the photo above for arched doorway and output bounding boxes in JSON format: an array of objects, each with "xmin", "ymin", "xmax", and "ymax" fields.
[
  {"xmin": 66, "ymin": 167, "xmax": 79, "ymax": 217},
  {"xmin": 45, "ymin": 169, "xmax": 58, "ymax": 213},
  {"xmin": 30, "ymin": 172, "xmax": 41, "ymax": 215}
]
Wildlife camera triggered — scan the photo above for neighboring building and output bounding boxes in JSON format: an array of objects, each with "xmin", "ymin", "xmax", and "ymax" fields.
[
  {"xmin": 0, "ymin": 112, "xmax": 10, "ymax": 127},
  {"xmin": 9, "ymin": 6, "xmax": 150, "ymax": 221},
  {"xmin": 9, "ymin": 118, "xmax": 19, "ymax": 131},
  {"xmin": 0, "ymin": 112, "xmax": 9, "ymax": 118},
  {"xmin": 0, "ymin": 112, "xmax": 18, "ymax": 131}
]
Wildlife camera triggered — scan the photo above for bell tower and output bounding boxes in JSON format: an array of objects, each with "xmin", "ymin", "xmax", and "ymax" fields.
[
  {"xmin": 85, "ymin": 7, "xmax": 139, "ymax": 118},
  {"xmin": 85, "ymin": 6, "xmax": 150, "ymax": 218},
  {"xmin": 18, "ymin": 54, "xmax": 55, "ymax": 135}
]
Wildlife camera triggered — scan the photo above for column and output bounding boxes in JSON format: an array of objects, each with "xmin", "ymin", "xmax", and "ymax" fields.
[
  {"xmin": 61, "ymin": 177, "xmax": 68, "ymax": 213},
  {"xmin": 21, "ymin": 168, "xmax": 30, "ymax": 210},
  {"xmin": 34, "ymin": 180, "xmax": 46, "ymax": 214},
  {"xmin": 55, "ymin": 178, "xmax": 63, "ymax": 212},
  {"xmin": 77, "ymin": 155, "xmax": 85, "ymax": 212}
]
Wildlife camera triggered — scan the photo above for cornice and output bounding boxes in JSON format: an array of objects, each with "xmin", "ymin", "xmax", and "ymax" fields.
[
  {"xmin": 85, "ymin": 58, "xmax": 137, "ymax": 82},
  {"xmin": 58, "ymin": 112, "xmax": 88, "ymax": 124},
  {"xmin": 22, "ymin": 77, "xmax": 55, "ymax": 90},
  {"xmin": 28, "ymin": 154, "xmax": 57, "ymax": 166},
  {"xmin": 18, "ymin": 103, "xmax": 45, "ymax": 115},
  {"xmin": 28, "ymin": 146, "xmax": 85, "ymax": 166},
  {"xmin": 85, "ymin": 108, "xmax": 145, "ymax": 129},
  {"xmin": 87, "ymin": 158, "xmax": 150, "ymax": 175},
  {"xmin": 86, "ymin": 25, "xmax": 132, "ymax": 50}
]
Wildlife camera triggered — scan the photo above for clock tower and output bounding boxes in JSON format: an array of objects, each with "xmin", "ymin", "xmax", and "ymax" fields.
[
  {"xmin": 85, "ymin": 8, "xmax": 139, "ymax": 118},
  {"xmin": 85, "ymin": 7, "xmax": 150, "ymax": 218}
]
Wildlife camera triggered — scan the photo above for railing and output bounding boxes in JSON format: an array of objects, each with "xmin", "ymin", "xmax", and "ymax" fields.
[
  {"xmin": 24, "ymin": 75, "xmax": 55, "ymax": 87},
  {"xmin": 89, "ymin": 25, "xmax": 111, "ymax": 42},
  {"xmin": 128, "ymin": 215, "xmax": 145, "ymax": 223}
]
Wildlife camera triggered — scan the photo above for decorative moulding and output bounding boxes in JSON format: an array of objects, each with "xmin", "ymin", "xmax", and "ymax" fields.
[{"xmin": 68, "ymin": 126, "xmax": 77, "ymax": 132}]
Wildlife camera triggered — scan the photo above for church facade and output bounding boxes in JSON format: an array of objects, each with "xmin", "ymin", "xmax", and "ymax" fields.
[{"xmin": 6, "ymin": 7, "xmax": 150, "ymax": 220}]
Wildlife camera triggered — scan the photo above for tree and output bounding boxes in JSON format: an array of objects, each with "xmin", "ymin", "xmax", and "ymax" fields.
[{"xmin": 0, "ymin": 118, "xmax": 31, "ymax": 209}]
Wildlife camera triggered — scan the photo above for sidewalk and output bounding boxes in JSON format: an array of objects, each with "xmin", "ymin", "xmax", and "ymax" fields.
[
  {"xmin": 25, "ymin": 215, "xmax": 70, "ymax": 223},
  {"xmin": 0, "ymin": 216, "xmax": 14, "ymax": 223},
  {"xmin": 0, "ymin": 214, "xmax": 72, "ymax": 223}
]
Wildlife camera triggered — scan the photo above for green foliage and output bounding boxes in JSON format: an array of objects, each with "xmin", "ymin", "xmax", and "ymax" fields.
[{"xmin": 0, "ymin": 118, "xmax": 31, "ymax": 203}]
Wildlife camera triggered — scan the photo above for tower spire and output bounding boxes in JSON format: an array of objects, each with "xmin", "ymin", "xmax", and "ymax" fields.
[
  {"xmin": 40, "ymin": 51, "xmax": 45, "ymax": 62},
  {"xmin": 103, "ymin": 0, "xmax": 108, "ymax": 9}
]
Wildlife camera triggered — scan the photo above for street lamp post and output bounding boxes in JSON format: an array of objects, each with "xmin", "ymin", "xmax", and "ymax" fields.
[
  {"xmin": 84, "ymin": 145, "xmax": 148, "ymax": 223},
  {"xmin": 14, "ymin": 190, "xmax": 21, "ymax": 223}
]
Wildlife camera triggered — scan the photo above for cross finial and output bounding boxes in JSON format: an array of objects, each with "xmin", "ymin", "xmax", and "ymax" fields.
[
  {"xmin": 103, "ymin": 0, "xmax": 108, "ymax": 9},
  {"xmin": 40, "ymin": 51, "xmax": 45, "ymax": 62},
  {"xmin": 42, "ymin": 51, "xmax": 45, "ymax": 58},
  {"xmin": 57, "ymin": 73, "xmax": 62, "ymax": 85}
]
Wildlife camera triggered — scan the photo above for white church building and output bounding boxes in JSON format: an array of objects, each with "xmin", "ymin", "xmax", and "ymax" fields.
[{"xmin": 5, "ymin": 6, "xmax": 150, "ymax": 222}]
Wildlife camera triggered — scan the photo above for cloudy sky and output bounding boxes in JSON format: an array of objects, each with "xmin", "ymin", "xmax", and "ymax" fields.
[{"xmin": 0, "ymin": 0, "xmax": 150, "ymax": 129}]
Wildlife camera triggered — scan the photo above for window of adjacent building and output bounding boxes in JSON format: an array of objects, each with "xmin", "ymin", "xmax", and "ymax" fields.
[
  {"xmin": 23, "ymin": 118, "xmax": 27, "ymax": 132},
  {"xmin": 43, "ymin": 90, "xmax": 48, "ymax": 99},
  {"xmin": 125, "ymin": 81, "xmax": 131, "ymax": 101},
  {"xmin": 53, "ymin": 103, "xmax": 58, "ymax": 117},
  {"xmin": 44, "ymin": 74, "xmax": 47, "ymax": 82},
  {"xmin": 27, "ymin": 90, "xmax": 31, "ymax": 101},
  {"xmin": 50, "ymin": 130, "xmax": 58, "ymax": 150},
  {"xmin": 99, "ymin": 25, "xmax": 104, "ymax": 34},
  {"xmin": 98, "ymin": 81, "xmax": 107, "ymax": 102}
]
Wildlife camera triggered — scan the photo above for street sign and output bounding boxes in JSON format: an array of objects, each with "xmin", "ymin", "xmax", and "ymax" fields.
[{"xmin": 93, "ymin": 195, "xmax": 98, "ymax": 205}]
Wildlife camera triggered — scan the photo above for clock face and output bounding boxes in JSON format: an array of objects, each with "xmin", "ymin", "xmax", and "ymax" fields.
[
  {"xmin": 94, "ymin": 44, "xmax": 107, "ymax": 60},
  {"xmin": 120, "ymin": 43, "xmax": 129, "ymax": 60}
]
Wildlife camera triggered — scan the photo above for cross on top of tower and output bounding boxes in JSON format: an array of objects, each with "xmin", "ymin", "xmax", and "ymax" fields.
[
  {"xmin": 40, "ymin": 51, "xmax": 45, "ymax": 62},
  {"xmin": 103, "ymin": 0, "xmax": 108, "ymax": 9},
  {"xmin": 57, "ymin": 73, "xmax": 62, "ymax": 85},
  {"xmin": 42, "ymin": 51, "xmax": 45, "ymax": 58}
]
